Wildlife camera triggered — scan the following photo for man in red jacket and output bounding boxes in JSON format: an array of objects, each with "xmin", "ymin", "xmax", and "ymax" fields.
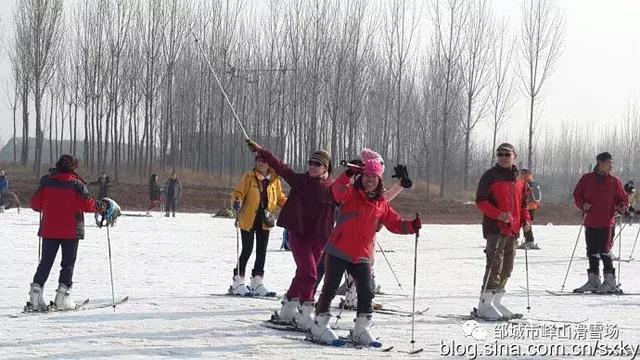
[
  {"xmin": 475, "ymin": 143, "xmax": 530, "ymax": 320},
  {"xmin": 573, "ymin": 152, "xmax": 628, "ymax": 294},
  {"xmin": 28, "ymin": 155, "xmax": 109, "ymax": 311}
]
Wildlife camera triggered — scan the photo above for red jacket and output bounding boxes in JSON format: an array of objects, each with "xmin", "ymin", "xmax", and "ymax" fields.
[
  {"xmin": 573, "ymin": 172, "xmax": 628, "ymax": 228},
  {"xmin": 256, "ymin": 148, "xmax": 336, "ymax": 244},
  {"xmin": 325, "ymin": 172, "xmax": 415, "ymax": 263},
  {"xmin": 476, "ymin": 165, "xmax": 530, "ymax": 239},
  {"xmin": 31, "ymin": 172, "xmax": 100, "ymax": 240}
]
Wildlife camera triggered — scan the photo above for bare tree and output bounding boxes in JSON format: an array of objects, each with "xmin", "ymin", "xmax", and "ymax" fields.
[
  {"xmin": 488, "ymin": 17, "xmax": 516, "ymax": 165},
  {"xmin": 16, "ymin": 0, "xmax": 65, "ymax": 175},
  {"xmin": 518, "ymin": 0, "xmax": 565, "ymax": 169}
]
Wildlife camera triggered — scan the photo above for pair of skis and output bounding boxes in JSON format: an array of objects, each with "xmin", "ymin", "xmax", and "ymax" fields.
[{"xmin": 8, "ymin": 296, "xmax": 129, "ymax": 318}]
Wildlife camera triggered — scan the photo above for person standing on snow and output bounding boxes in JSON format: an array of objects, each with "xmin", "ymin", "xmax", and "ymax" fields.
[
  {"xmin": 0, "ymin": 168, "xmax": 9, "ymax": 193},
  {"xmin": 517, "ymin": 169, "xmax": 542, "ymax": 250},
  {"xmin": 90, "ymin": 172, "xmax": 111, "ymax": 199},
  {"xmin": 229, "ymin": 153, "xmax": 287, "ymax": 296},
  {"xmin": 474, "ymin": 143, "xmax": 530, "ymax": 321},
  {"xmin": 310, "ymin": 158, "xmax": 421, "ymax": 346},
  {"xmin": 164, "ymin": 171, "xmax": 182, "ymax": 217},
  {"xmin": 27, "ymin": 155, "xmax": 113, "ymax": 311},
  {"xmin": 573, "ymin": 152, "xmax": 628, "ymax": 294},
  {"xmin": 246, "ymin": 139, "xmax": 336, "ymax": 332},
  {"xmin": 147, "ymin": 174, "xmax": 163, "ymax": 215}
]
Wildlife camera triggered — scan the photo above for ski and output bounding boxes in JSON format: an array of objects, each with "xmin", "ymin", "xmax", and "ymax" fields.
[
  {"xmin": 88, "ymin": 296, "xmax": 130, "ymax": 309},
  {"xmin": 9, "ymin": 298, "xmax": 90, "ymax": 318},
  {"xmin": 282, "ymin": 334, "xmax": 393, "ymax": 351},
  {"xmin": 210, "ymin": 292, "xmax": 280, "ymax": 301},
  {"xmin": 436, "ymin": 313, "xmax": 587, "ymax": 325},
  {"xmin": 545, "ymin": 290, "xmax": 640, "ymax": 296},
  {"xmin": 262, "ymin": 311, "xmax": 351, "ymax": 333},
  {"xmin": 334, "ymin": 302, "xmax": 429, "ymax": 317}
]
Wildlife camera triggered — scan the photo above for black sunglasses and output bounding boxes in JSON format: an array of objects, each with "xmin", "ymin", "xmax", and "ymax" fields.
[
  {"xmin": 497, "ymin": 152, "xmax": 512, "ymax": 158},
  {"xmin": 308, "ymin": 160, "xmax": 322, "ymax": 167}
]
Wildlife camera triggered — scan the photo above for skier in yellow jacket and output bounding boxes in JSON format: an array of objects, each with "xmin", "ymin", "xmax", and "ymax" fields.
[{"xmin": 230, "ymin": 154, "xmax": 287, "ymax": 296}]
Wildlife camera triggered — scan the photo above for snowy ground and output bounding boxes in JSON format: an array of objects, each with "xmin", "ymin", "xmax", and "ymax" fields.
[{"xmin": 2, "ymin": 209, "xmax": 640, "ymax": 359}]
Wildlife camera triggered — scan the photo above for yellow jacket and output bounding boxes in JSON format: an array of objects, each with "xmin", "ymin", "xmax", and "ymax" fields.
[{"xmin": 231, "ymin": 169, "xmax": 287, "ymax": 231}]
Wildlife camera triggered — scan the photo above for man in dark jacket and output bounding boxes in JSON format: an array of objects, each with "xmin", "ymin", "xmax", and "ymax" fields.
[
  {"xmin": 164, "ymin": 171, "xmax": 182, "ymax": 217},
  {"xmin": 474, "ymin": 143, "xmax": 530, "ymax": 320},
  {"xmin": 573, "ymin": 152, "xmax": 628, "ymax": 294},
  {"xmin": 90, "ymin": 172, "xmax": 111, "ymax": 199},
  {"xmin": 28, "ymin": 155, "xmax": 109, "ymax": 311}
]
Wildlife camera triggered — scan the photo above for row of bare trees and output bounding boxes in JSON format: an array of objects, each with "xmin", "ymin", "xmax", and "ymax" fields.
[{"xmin": 4, "ymin": 0, "xmax": 613, "ymax": 202}]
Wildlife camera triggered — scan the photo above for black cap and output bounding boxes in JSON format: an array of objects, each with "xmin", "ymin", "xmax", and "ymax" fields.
[
  {"xmin": 596, "ymin": 152, "xmax": 613, "ymax": 162},
  {"xmin": 497, "ymin": 143, "xmax": 516, "ymax": 154}
]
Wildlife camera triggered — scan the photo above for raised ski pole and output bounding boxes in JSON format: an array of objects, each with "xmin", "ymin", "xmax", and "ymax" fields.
[
  {"xmin": 618, "ymin": 221, "xmax": 623, "ymax": 287},
  {"xmin": 629, "ymin": 222, "xmax": 640, "ymax": 260},
  {"xmin": 106, "ymin": 224, "xmax": 116, "ymax": 312},
  {"xmin": 192, "ymin": 32, "xmax": 249, "ymax": 140},
  {"xmin": 560, "ymin": 213, "xmax": 587, "ymax": 292},
  {"xmin": 376, "ymin": 241, "xmax": 403, "ymax": 290},
  {"xmin": 409, "ymin": 213, "xmax": 423, "ymax": 354}
]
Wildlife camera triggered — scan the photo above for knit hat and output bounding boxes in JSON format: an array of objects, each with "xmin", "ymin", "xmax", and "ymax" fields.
[
  {"xmin": 497, "ymin": 143, "xmax": 516, "ymax": 154},
  {"xmin": 362, "ymin": 159, "xmax": 384, "ymax": 179},
  {"xmin": 309, "ymin": 150, "xmax": 331, "ymax": 169},
  {"xmin": 55, "ymin": 154, "xmax": 78, "ymax": 173},
  {"xmin": 596, "ymin": 152, "xmax": 613, "ymax": 162},
  {"xmin": 360, "ymin": 148, "xmax": 384, "ymax": 173}
]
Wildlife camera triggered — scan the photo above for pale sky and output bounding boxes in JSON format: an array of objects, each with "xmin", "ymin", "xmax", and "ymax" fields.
[{"xmin": 0, "ymin": 0, "xmax": 638, "ymax": 151}]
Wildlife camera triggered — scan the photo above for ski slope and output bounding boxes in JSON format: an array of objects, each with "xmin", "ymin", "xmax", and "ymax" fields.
[{"xmin": 2, "ymin": 209, "xmax": 640, "ymax": 359}]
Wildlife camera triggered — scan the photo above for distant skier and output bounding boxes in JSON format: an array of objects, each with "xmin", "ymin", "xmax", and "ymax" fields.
[
  {"xmin": 229, "ymin": 153, "xmax": 287, "ymax": 296},
  {"xmin": 164, "ymin": 171, "xmax": 182, "ymax": 217},
  {"xmin": 27, "ymin": 155, "xmax": 115, "ymax": 311},
  {"xmin": 147, "ymin": 174, "xmax": 163, "ymax": 215},
  {"xmin": 517, "ymin": 169, "xmax": 542, "ymax": 250},
  {"xmin": 474, "ymin": 143, "xmax": 530, "ymax": 321},
  {"xmin": 90, "ymin": 172, "xmax": 111, "ymax": 199},
  {"xmin": 0, "ymin": 168, "xmax": 9, "ymax": 193},
  {"xmin": 573, "ymin": 152, "xmax": 628, "ymax": 294},
  {"xmin": 311, "ymin": 158, "xmax": 421, "ymax": 346},
  {"xmin": 246, "ymin": 139, "xmax": 335, "ymax": 332}
]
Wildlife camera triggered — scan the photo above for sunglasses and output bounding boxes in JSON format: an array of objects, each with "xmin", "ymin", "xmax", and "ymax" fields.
[
  {"xmin": 308, "ymin": 160, "xmax": 323, "ymax": 167},
  {"xmin": 497, "ymin": 152, "xmax": 513, "ymax": 158}
]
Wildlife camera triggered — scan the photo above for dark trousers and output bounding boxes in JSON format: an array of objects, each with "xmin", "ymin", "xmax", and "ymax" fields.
[
  {"xmin": 165, "ymin": 197, "xmax": 177, "ymax": 216},
  {"xmin": 234, "ymin": 215, "xmax": 270, "ymax": 277},
  {"xmin": 585, "ymin": 227, "xmax": 614, "ymax": 273},
  {"xmin": 316, "ymin": 254, "xmax": 374, "ymax": 315},
  {"xmin": 33, "ymin": 239, "xmax": 79, "ymax": 288}
]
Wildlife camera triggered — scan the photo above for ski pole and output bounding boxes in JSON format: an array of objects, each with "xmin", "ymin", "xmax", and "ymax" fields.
[
  {"xmin": 38, "ymin": 213, "xmax": 42, "ymax": 263},
  {"xmin": 480, "ymin": 235, "xmax": 506, "ymax": 296},
  {"xmin": 376, "ymin": 241, "xmax": 403, "ymax": 290},
  {"xmin": 524, "ymin": 244, "xmax": 531, "ymax": 312},
  {"xmin": 560, "ymin": 213, "xmax": 587, "ymax": 292},
  {"xmin": 410, "ymin": 213, "xmax": 420, "ymax": 350},
  {"xmin": 629, "ymin": 223, "xmax": 640, "ymax": 260},
  {"xmin": 334, "ymin": 275, "xmax": 352, "ymax": 326},
  {"xmin": 191, "ymin": 32, "xmax": 249, "ymax": 140},
  {"xmin": 106, "ymin": 224, "xmax": 116, "ymax": 312},
  {"xmin": 618, "ymin": 221, "xmax": 622, "ymax": 287},
  {"xmin": 234, "ymin": 209, "xmax": 241, "ymax": 282}
]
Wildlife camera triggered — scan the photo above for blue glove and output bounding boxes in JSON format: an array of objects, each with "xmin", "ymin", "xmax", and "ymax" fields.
[{"xmin": 233, "ymin": 200, "xmax": 241, "ymax": 212}]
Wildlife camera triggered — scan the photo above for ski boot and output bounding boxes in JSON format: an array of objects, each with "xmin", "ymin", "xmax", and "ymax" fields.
[
  {"xmin": 493, "ymin": 289, "xmax": 522, "ymax": 319},
  {"xmin": 293, "ymin": 301, "xmax": 315, "ymax": 331},
  {"xmin": 250, "ymin": 275, "xmax": 274, "ymax": 297},
  {"xmin": 27, "ymin": 283, "xmax": 48, "ymax": 311},
  {"xmin": 230, "ymin": 275, "xmax": 251, "ymax": 296},
  {"xmin": 351, "ymin": 313, "xmax": 382, "ymax": 347},
  {"xmin": 277, "ymin": 297, "xmax": 299, "ymax": 323},
  {"xmin": 474, "ymin": 290, "xmax": 503, "ymax": 321},
  {"xmin": 596, "ymin": 269, "xmax": 622, "ymax": 294},
  {"xmin": 53, "ymin": 283, "xmax": 77, "ymax": 310},
  {"xmin": 311, "ymin": 313, "xmax": 344, "ymax": 346},
  {"xmin": 573, "ymin": 270, "xmax": 601, "ymax": 293}
]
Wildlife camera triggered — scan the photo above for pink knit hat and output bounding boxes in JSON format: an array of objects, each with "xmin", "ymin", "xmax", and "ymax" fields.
[
  {"xmin": 362, "ymin": 159, "xmax": 384, "ymax": 178},
  {"xmin": 360, "ymin": 148, "xmax": 384, "ymax": 172}
]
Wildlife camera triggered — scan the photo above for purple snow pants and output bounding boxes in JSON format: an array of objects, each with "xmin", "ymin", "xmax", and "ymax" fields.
[{"xmin": 285, "ymin": 232, "xmax": 326, "ymax": 303}]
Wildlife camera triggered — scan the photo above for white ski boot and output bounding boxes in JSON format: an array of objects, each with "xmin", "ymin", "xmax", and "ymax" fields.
[
  {"xmin": 28, "ymin": 283, "xmax": 48, "ymax": 311},
  {"xmin": 596, "ymin": 270, "xmax": 622, "ymax": 294},
  {"xmin": 278, "ymin": 297, "xmax": 299, "ymax": 323},
  {"xmin": 250, "ymin": 276, "xmax": 273, "ymax": 296},
  {"xmin": 351, "ymin": 313, "xmax": 382, "ymax": 347},
  {"xmin": 573, "ymin": 270, "xmax": 601, "ymax": 293},
  {"xmin": 230, "ymin": 275, "xmax": 251, "ymax": 296},
  {"xmin": 493, "ymin": 289, "xmax": 522, "ymax": 319},
  {"xmin": 293, "ymin": 302, "xmax": 315, "ymax": 331},
  {"xmin": 54, "ymin": 283, "xmax": 77, "ymax": 310},
  {"xmin": 311, "ymin": 313, "xmax": 344, "ymax": 346},
  {"xmin": 475, "ymin": 290, "xmax": 503, "ymax": 321}
]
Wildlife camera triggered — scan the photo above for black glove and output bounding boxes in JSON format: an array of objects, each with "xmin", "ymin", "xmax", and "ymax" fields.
[
  {"xmin": 343, "ymin": 159, "xmax": 363, "ymax": 177},
  {"xmin": 392, "ymin": 165, "xmax": 412, "ymax": 188},
  {"xmin": 411, "ymin": 214, "xmax": 422, "ymax": 233},
  {"xmin": 96, "ymin": 199, "xmax": 108, "ymax": 214},
  {"xmin": 630, "ymin": 206, "xmax": 637, "ymax": 214}
]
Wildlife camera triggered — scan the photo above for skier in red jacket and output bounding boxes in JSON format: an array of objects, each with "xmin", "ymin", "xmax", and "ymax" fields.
[
  {"xmin": 474, "ymin": 143, "xmax": 530, "ymax": 320},
  {"xmin": 311, "ymin": 158, "xmax": 421, "ymax": 347},
  {"xmin": 28, "ymin": 155, "xmax": 111, "ymax": 311},
  {"xmin": 573, "ymin": 152, "xmax": 628, "ymax": 294}
]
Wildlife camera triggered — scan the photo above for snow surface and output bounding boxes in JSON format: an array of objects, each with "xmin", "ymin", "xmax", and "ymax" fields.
[{"xmin": 2, "ymin": 209, "xmax": 640, "ymax": 359}]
